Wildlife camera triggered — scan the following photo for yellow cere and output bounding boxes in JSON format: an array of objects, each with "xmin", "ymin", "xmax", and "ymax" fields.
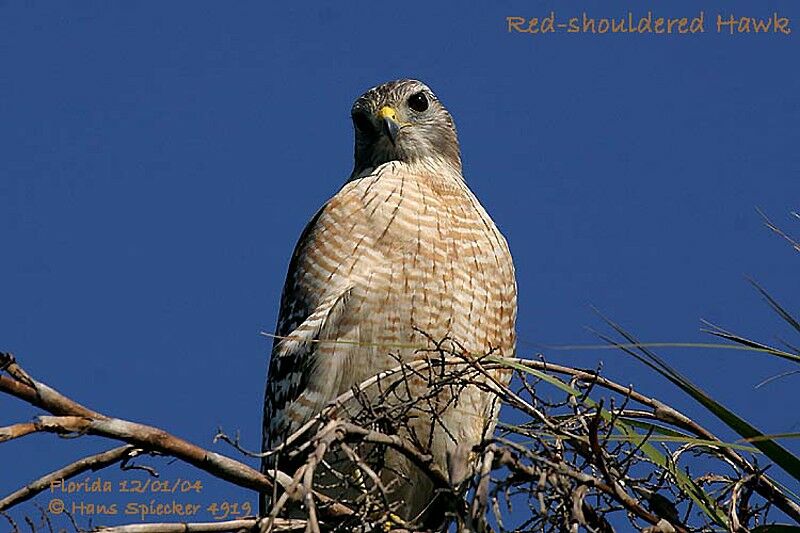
[{"xmin": 378, "ymin": 106, "xmax": 397, "ymax": 120}]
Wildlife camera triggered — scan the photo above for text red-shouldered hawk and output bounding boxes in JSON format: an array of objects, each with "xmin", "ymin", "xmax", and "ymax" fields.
[{"xmin": 261, "ymin": 79, "xmax": 517, "ymax": 523}]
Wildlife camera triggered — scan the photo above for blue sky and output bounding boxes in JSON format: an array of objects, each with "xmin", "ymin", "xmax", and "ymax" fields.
[{"xmin": 1, "ymin": 1, "xmax": 798, "ymax": 528}]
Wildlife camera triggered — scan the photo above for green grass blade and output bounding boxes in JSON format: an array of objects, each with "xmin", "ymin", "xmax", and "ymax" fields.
[
  {"xmin": 748, "ymin": 278, "xmax": 800, "ymax": 335},
  {"xmin": 741, "ymin": 433, "xmax": 800, "ymax": 443},
  {"xmin": 596, "ymin": 314, "xmax": 800, "ymax": 483},
  {"xmin": 499, "ymin": 419, "xmax": 760, "ymax": 452},
  {"xmin": 702, "ymin": 328, "xmax": 800, "ymax": 365},
  {"xmin": 490, "ymin": 356, "xmax": 729, "ymax": 527}
]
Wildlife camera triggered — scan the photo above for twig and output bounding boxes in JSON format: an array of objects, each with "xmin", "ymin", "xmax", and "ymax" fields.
[
  {"xmin": 92, "ymin": 517, "xmax": 305, "ymax": 532},
  {"xmin": 0, "ymin": 354, "xmax": 353, "ymax": 520},
  {"xmin": 0, "ymin": 445, "xmax": 136, "ymax": 511}
]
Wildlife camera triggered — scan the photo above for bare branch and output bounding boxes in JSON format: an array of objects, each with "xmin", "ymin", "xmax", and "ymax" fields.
[
  {"xmin": 92, "ymin": 517, "xmax": 305, "ymax": 532},
  {"xmin": 3, "ymin": 348, "xmax": 798, "ymax": 531},
  {"xmin": 0, "ymin": 422, "xmax": 38, "ymax": 444},
  {"xmin": 0, "ymin": 446, "xmax": 136, "ymax": 512}
]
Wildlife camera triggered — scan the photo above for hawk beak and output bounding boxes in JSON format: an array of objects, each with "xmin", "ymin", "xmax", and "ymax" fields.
[{"xmin": 378, "ymin": 106, "xmax": 401, "ymax": 145}]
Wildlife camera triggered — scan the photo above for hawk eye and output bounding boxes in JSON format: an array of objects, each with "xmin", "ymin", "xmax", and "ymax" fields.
[
  {"xmin": 351, "ymin": 110, "xmax": 375, "ymax": 134},
  {"xmin": 407, "ymin": 92, "xmax": 429, "ymax": 113}
]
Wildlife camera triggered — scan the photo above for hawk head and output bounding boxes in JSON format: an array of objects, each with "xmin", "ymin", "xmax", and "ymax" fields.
[{"xmin": 350, "ymin": 79, "xmax": 461, "ymax": 175}]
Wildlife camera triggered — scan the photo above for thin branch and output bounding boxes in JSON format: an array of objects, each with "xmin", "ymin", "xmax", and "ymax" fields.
[
  {"xmin": 0, "ymin": 422, "xmax": 38, "ymax": 444},
  {"xmin": 0, "ymin": 353, "xmax": 353, "ymax": 520},
  {"xmin": 0, "ymin": 446, "xmax": 136, "ymax": 512},
  {"xmin": 92, "ymin": 517, "xmax": 305, "ymax": 532}
]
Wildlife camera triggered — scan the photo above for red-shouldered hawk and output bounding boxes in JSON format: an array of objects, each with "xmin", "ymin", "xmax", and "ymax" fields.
[{"xmin": 261, "ymin": 79, "xmax": 517, "ymax": 524}]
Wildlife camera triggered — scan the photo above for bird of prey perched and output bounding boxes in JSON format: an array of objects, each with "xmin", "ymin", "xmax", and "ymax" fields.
[{"xmin": 261, "ymin": 79, "xmax": 517, "ymax": 524}]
